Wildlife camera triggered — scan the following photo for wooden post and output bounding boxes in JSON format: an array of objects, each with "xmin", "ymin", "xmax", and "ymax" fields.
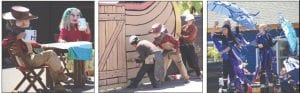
[{"xmin": 74, "ymin": 60, "xmax": 85, "ymax": 87}]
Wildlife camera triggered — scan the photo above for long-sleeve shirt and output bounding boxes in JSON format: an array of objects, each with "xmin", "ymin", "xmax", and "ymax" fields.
[
  {"xmin": 2, "ymin": 38, "xmax": 41, "ymax": 55},
  {"xmin": 135, "ymin": 40, "xmax": 161, "ymax": 63},
  {"xmin": 256, "ymin": 32, "xmax": 276, "ymax": 50},
  {"xmin": 58, "ymin": 28, "xmax": 91, "ymax": 42},
  {"xmin": 213, "ymin": 33, "xmax": 237, "ymax": 50},
  {"xmin": 153, "ymin": 33, "xmax": 179, "ymax": 51},
  {"xmin": 180, "ymin": 24, "xmax": 197, "ymax": 43}
]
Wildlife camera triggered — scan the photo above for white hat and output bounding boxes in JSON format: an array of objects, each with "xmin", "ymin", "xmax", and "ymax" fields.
[
  {"xmin": 129, "ymin": 35, "xmax": 139, "ymax": 44},
  {"xmin": 185, "ymin": 14, "xmax": 194, "ymax": 22}
]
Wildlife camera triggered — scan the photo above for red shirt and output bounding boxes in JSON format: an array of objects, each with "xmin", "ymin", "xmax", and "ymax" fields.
[
  {"xmin": 58, "ymin": 28, "xmax": 91, "ymax": 42},
  {"xmin": 2, "ymin": 35, "xmax": 41, "ymax": 49},
  {"xmin": 180, "ymin": 24, "xmax": 197, "ymax": 43},
  {"xmin": 153, "ymin": 33, "xmax": 179, "ymax": 50}
]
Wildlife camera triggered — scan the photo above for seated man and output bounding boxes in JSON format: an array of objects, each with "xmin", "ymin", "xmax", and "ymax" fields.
[{"xmin": 2, "ymin": 5, "xmax": 73, "ymax": 91}]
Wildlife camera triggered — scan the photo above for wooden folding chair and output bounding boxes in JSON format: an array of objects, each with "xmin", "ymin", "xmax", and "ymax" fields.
[{"xmin": 8, "ymin": 46, "xmax": 48, "ymax": 92}]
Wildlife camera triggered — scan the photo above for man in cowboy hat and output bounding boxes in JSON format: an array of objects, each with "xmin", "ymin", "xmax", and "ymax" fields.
[
  {"xmin": 179, "ymin": 14, "xmax": 202, "ymax": 79},
  {"xmin": 126, "ymin": 35, "xmax": 160, "ymax": 88},
  {"xmin": 150, "ymin": 23, "xmax": 190, "ymax": 83},
  {"xmin": 2, "ymin": 6, "xmax": 72, "ymax": 92}
]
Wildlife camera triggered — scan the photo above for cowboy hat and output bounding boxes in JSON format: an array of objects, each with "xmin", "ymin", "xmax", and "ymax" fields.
[
  {"xmin": 149, "ymin": 23, "xmax": 167, "ymax": 33},
  {"xmin": 3, "ymin": 6, "xmax": 38, "ymax": 20}
]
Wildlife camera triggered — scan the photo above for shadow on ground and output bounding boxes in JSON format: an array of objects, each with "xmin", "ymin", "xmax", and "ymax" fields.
[
  {"xmin": 207, "ymin": 62, "xmax": 222, "ymax": 93},
  {"xmin": 112, "ymin": 77, "xmax": 202, "ymax": 93}
]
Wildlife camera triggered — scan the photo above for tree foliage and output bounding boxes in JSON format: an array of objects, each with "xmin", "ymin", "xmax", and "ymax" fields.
[{"xmin": 177, "ymin": 1, "xmax": 202, "ymax": 15}]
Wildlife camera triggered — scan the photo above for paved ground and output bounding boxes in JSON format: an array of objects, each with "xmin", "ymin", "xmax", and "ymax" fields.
[
  {"xmin": 112, "ymin": 77, "xmax": 202, "ymax": 93},
  {"xmin": 2, "ymin": 67, "xmax": 95, "ymax": 93},
  {"xmin": 207, "ymin": 62, "xmax": 222, "ymax": 93}
]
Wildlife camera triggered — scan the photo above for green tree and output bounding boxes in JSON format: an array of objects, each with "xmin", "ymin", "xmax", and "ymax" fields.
[
  {"xmin": 177, "ymin": 1, "xmax": 202, "ymax": 15},
  {"xmin": 207, "ymin": 46, "xmax": 221, "ymax": 62}
]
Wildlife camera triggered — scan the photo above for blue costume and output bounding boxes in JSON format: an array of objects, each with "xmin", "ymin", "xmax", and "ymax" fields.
[
  {"xmin": 212, "ymin": 29, "xmax": 251, "ymax": 92},
  {"xmin": 255, "ymin": 32, "xmax": 276, "ymax": 84}
]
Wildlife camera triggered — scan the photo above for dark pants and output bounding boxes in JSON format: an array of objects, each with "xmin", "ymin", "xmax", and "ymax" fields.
[
  {"xmin": 223, "ymin": 59, "xmax": 234, "ymax": 89},
  {"xmin": 180, "ymin": 44, "xmax": 201, "ymax": 76},
  {"xmin": 130, "ymin": 64, "xmax": 157, "ymax": 87}
]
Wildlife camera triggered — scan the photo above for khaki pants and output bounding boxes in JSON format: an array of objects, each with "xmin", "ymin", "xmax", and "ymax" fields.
[
  {"xmin": 29, "ymin": 50, "xmax": 68, "ymax": 82},
  {"xmin": 162, "ymin": 51, "xmax": 189, "ymax": 81}
]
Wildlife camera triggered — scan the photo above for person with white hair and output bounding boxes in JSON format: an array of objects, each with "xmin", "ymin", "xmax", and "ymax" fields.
[
  {"xmin": 256, "ymin": 24, "xmax": 277, "ymax": 88},
  {"xmin": 126, "ymin": 35, "xmax": 161, "ymax": 88}
]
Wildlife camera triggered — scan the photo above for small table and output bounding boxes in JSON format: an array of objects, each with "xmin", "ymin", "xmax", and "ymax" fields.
[{"xmin": 41, "ymin": 41, "xmax": 92, "ymax": 87}]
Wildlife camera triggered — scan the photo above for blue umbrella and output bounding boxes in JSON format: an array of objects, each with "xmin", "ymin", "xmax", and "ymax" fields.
[
  {"xmin": 208, "ymin": 1, "xmax": 259, "ymax": 30},
  {"xmin": 279, "ymin": 16, "xmax": 299, "ymax": 55}
]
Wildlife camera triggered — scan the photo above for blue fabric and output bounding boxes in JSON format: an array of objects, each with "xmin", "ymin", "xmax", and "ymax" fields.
[
  {"xmin": 279, "ymin": 16, "xmax": 299, "ymax": 55},
  {"xmin": 67, "ymin": 44, "xmax": 92, "ymax": 61},
  {"xmin": 208, "ymin": 1, "xmax": 259, "ymax": 30},
  {"xmin": 254, "ymin": 33, "xmax": 275, "ymax": 83},
  {"xmin": 212, "ymin": 36, "xmax": 229, "ymax": 60},
  {"xmin": 212, "ymin": 34, "xmax": 251, "ymax": 92}
]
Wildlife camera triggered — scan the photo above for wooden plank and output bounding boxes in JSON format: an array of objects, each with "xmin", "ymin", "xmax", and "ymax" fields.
[
  {"xmin": 99, "ymin": 14, "xmax": 125, "ymax": 21},
  {"xmin": 106, "ymin": 78, "xmax": 119, "ymax": 85},
  {"xmin": 99, "ymin": 79, "xmax": 107, "ymax": 86},
  {"xmin": 125, "ymin": 7, "xmax": 174, "ymax": 36},
  {"xmin": 127, "ymin": 61, "xmax": 138, "ymax": 69},
  {"xmin": 127, "ymin": 68, "xmax": 140, "ymax": 79},
  {"xmin": 99, "ymin": 21, "xmax": 125, "ymax": 71},
  {"xmin": 119, "ymin": 6, "xmax": 126, "ymax": 14},
  {"xmin": 125, "ymin": 2, "xmax": 169, "ymax": 25},
  {"xmin": 104, "ymin": 5, "xmax": 113, "ymax": 13},
  {"xmin": 109, "ymin": 21, "xmax": 117, "ymax": 71},
  {"xmin": 99, "ymin": 21, "xmax": 106, "ymax": 71},
  {"xmin": 99, "ymin": 5, "xmax": 105, "ymax": 13},
  {"xmin": 125, "ymin": 2, "xmax": 158, "ymax": 16},
  {"xmin": 121, "ymin": 24, "xmax": 127, "ymax": 69},
  {"xmin": 100, "ymin": 69, "xmax": 127, "ymax": 79},
  {"xmin": 106, "ymin": 21, "xmax": 114, "ymax": 71},
  {"xmin": 99, "ymin": 71, "xmax": 108, "ymax": 79},
  {"xmin": 113, "ymin": 21, "xmax": 118, "ymax": 71},
  {"xmin": 118, "ymin": 24, "xmax": 127, "ymax": 69},
  {"xmin": 126, "ymin": 52, "xmax": 139, "ymax": 62},
  {"xmin": 119, "ymin": 77, "xmax": 127, "ymax": 83},
  {"xmin": 165, "ymin": 11, "xmax": 176, "ymax": 34},
  {"xmin": 107, "ymin": 69, "xmax": 119, "ymax": 78},
  {"xmin": 118, "ymin": 69, "xmax": 127, "ymax": 77}
]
